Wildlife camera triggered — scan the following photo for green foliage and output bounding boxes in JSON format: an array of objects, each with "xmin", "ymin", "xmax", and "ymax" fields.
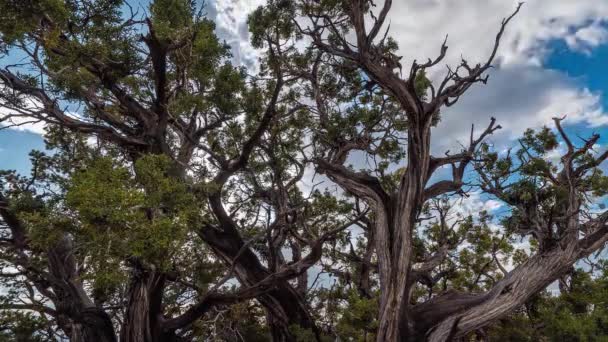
[
  {"xmin": 64, "ymin": 154, "xmax": 199, "ymax": 271},
  {"xmin": 13, "ymin": 153, "xmax": 201, "ymax": 294},
  {"xmin": 289, "ymin": 324, "xmax": 319, "ymax": 342},
  {"xmin": 488, "ymin": 268, "xmax": 608, "ymax": 342},
  {"xmin": 521, "ymin": 127, "xmax": 559, "ymax": 154},
  {"xmin": 0, "ymin": 0, "xmax": 69, "ymax": 46},
  {"xmin": 0, "ymin": 311, "xmax": 50, "ymax": 341},
  {"xmin": 150, "ymin": 0, "xmax": 195, "ymax": 39},
  {"xmin": 335, "ymin": 291, "xmax": 378, "ymax": 341},
  {"xmin": 0, "ymin": 0, "xmax": 607, "ymax": 340},
  {"xmin": 248, "ymin": 0, "xmax": 297, "ymax": 49},
  {"xmin": 414, "ymin": 70, "xmax": 432, "ymax": 100}
]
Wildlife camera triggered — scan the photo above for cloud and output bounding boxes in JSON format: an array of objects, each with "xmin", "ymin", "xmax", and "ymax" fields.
[
  {"xmin": 205, "ymin": 0, "xmax": 608, "ymax": 153},
  {"xmin": 373, "ymin": 1, "xmax": 608, "ymax": 153},
  {"xmin": 0, "ymin": 102, "xmax": 47, "ymax": 135},
  {"xmin": 565, "ymin": 22, "xmax": 608, "ymax": 54},
  {"xmin": 7, "ymin": 0, "xmax": 608, "ymax": 146},
  {"xmin": 206, "ymin": 0, "xmax": 266, "ymax": 70},
  {"xmin": 447, "ymin": 191, "xmax": 504, "ymax": 217},
  {"xmin": 388, "ymin": 0, "xmax": 608, "ymax": 68},
  {"xmin": 1, "ymin": 119, "xmax": 46, "ymax": 135},
  {"xmin": 431, "ymin": 65, "xmax": 606, "ymax": 153}
]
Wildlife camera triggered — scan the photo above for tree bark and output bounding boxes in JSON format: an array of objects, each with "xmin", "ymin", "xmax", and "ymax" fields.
[
  {"xmin": 119, "ymin": 269, "xmax": 184, "ymax": 342},
  {"xmin": 68, "ymin": 309, "xmax": 117, "ymax": 342},
  {"xmin": 199, "ymin": 227, "xmax": 319, "ymax": 341},
  {"xmin": 46, "ymin": 236, "xmax": 119, "ymax": 341},
  {"xmin": 319, "ymin": 125, "xmax": 433, "ymax": 341},
  {"xmin": 120, "ymin": 273, "xmax": 155, "ymax": 342},
  {"xmin": 423, "ymin": 242, "xmax": 581, "ymax": 341}
]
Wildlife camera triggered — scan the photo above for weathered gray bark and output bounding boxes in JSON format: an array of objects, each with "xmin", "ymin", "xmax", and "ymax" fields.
[
  {"xmin": 199, "ymin": 225, "xmax": 319, "ymax": 342},
  {"xmin": 67, "ymin": 309, "xmax": 117, "ymax": 342},
  {"xmin": 47, "ymin": 236, "xmax": 118, "ymax": 342},
  {"xmin": 119, "ymin": 269, "xmax": 178, "ymax": 342},
  {"xmin": 318, "ymin": 125, "xmax": 434, "ymax": 341},
  {"xmin": 307, "ymin": 2, "xmax": 576, "ymax": 340}
]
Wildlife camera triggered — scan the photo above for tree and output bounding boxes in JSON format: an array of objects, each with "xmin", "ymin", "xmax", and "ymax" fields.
[
  {"xmin": 1, "ymin": 1, "xmax": 608, "ymax": 342},
  {"xmin": 0, "ymin": 0, "xmax": 358, "ymax": 340},
  {"xmin": 486, "ymin": 264, "xmax": 608, "ymax": 341},
  {"xmin": 247, "ymin": 0, "xmax": 608, "ymax": 340}
]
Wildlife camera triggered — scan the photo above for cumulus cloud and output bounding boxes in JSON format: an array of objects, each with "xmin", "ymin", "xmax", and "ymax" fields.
[
  {"xmin": 388, "ymin": 0, "xmax": 608, "ymax": 67},
  {"xmin": 432, "ymin": 65, "xmax": 606, "ymax": 153},
  {"xmin": 203, "ymin": 0, "xmax": 608, "ymax": 219},
  {"xmin": 7, "ymin": 0, "xmax": 608, "ymax": 149},
  {"xmin": 203, "ymin": 2, "xmax": 608, "ymax": 281},
  {"xmin": 0, "ymin": 101, "xmax": 47, "ymax": 135},
  {"xmin": 372, "ymin": 0, "xmax": 608, "ymax": 153},
  {"xmin": 206, "ymin": 0, "xmax": 266, "ymax": 70},
  {"xmin": 449, "ymin": 191, "xmax": 504, "ymax": 216},
  {"xmin": 205, "ymin": 0, "xmax": 608, "ymax": 153},
  {"xmin": 565, "ymin": 22, "xmax": 608, "ymax": 54}
]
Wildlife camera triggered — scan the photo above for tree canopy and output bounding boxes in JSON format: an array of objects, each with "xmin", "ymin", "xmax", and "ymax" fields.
[{"xmin": 0, "ymin": 0, "xmax": 607, "ymax": 341}]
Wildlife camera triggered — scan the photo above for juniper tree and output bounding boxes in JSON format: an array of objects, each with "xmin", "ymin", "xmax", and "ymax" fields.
[
  {"xmin": 248, "ymin": 0, "xmax": 608, "ymax": 340},
  {"xmin": 0, "ymin": 0, "xmax": 359, "ymax": 340},
  {"xmin": 2, "ymin": 1, "xmax": 608, "ymax": 342}
]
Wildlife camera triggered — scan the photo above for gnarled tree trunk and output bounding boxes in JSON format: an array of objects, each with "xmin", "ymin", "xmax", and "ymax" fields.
[
  {"xmin": 119, "ymin": 268, "xmax": 186, "ymax": 342},
  {"xmin": 47, "ymin": 236, "xmax": 118, "ymax": 342},
  {"xmin": 67, "ymin": 309, "xmax": 117, "ymax": 342},
  {"xmin": 199, "ymin": 227, "xmax": 319, "ymax": 341}
]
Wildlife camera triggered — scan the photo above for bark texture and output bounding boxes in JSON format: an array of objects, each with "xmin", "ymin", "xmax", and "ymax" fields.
[{"xmin": 302, "ymin": 2, "xmax": 608, "ymax": 340}]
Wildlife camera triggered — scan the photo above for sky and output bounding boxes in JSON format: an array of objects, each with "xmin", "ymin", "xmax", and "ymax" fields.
[{"xmin": 2, "ymin": 0, "xmax": 608, "ymax": 211}]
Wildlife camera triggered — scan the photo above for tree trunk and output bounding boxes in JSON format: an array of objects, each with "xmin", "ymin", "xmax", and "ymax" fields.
[
  {"xmin": 423, "ymin": 243, "xmax": 582, "ymax": 341},
  {"xmin": 119, "ymin": 269, "xmax": 182, "ymax": 342},
  {"xmin": 120, "ymin": 276, "xmax": 153, "ymax": 342},
  {"xmin": 199, "ymin": 227, "xmax": 318, "ymax": 341},
  {"xmin": 374, "ymin": 205, "xmax": 405, "ymax": 342},
  {"xmin": 69, "ymin": 309, "xmax": 117, "ymax": 342},
  {"xmin": 373, "ymin": 205, "xmax": 416, "ymax": 342},
  {"xmin": 47, "ymin": 235, "xmax": 119, "ymax": 341},
  {"xmin": 375, "ymin": 127, "xmax": 432, "ymax": 342}
]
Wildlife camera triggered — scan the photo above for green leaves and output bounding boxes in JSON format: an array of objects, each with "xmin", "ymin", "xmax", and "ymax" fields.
[
  {"xmin": 67, "ymin": 157, "xmax": 137, "ymax": 223},
  {"xmin": 0, "ymin": 0, "xmax": 68, "ymax": 45},
  {"xmin": 150, "ymin": 0, "xmax": 195, "ymax": 39},
  {"xmin": 521, "ymin": 126, "xmax": 559, "ymax": 154},
  {"xmin": 0, "ymin": 310, "xmax": 49, "ymax": 342},
  {"xmin": 248, "ymin": 0, "xmax": 297, "ymax": 49},
  {"xmin": 335, "ymin": 290, "xmax": 378, "ymax": 341},
  {"xmin": 414, "ymin": 70, "xmax": 432, "ymax": 101},
  {"xmin": 64, "ymin": 154, "xmax": 200, "ymax": 274},
  {"xmin": 0, "ymin": 1, "xmax": 606, "ymax": 339}
]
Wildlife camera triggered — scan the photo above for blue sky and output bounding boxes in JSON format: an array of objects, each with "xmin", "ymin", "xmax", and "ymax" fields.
[
  {"xmin": 547, "ymin": 39, "xmax": 608, "ymax": 99},
  {"xmin": 0, "ymin": 130, "xmax": 45, "ymax": 174},
  {"xmin": 545, "ymin": 41, "xmax": 608, "ymax": 146}
]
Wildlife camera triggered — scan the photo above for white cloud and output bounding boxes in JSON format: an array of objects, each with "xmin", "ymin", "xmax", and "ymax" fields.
[
  {"xmin": 449, "ymin": 191, "xmax": 504, "ymax": 217},
  {"xmin": 1, "ymin": 119, "xmax": 46, "ymax": 135},
  {"xmin": 388, "ymin": 0, "xmax": 608, "ymax": 68},
  {"xmin": 0, "ymin": 101, "xmax": 46, "ymax": 135},
  {"xmin": 370, "ymin": 1, "xmax": 608, "ymax": 153},
  {"xmin": 543, "ymin": 141, "xmax": 567, "ymax": 164},
  {"xmin": 7, "ymin": 0, "xmax": 608, "ymax": 146},
  {"xmin": 207, "ymin": 0, "xmax": 266, "ymax": 70},
  {"xmin": 431, "ymin": 65, "xmax": 606, "ymax": 153},
  {"xmin": 565, "ymin": 22, "xmax": 608, "ymax": 54},
  {"xmin": 207, "ymin": 0, "xmax": 608, "ymax": 154}
]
